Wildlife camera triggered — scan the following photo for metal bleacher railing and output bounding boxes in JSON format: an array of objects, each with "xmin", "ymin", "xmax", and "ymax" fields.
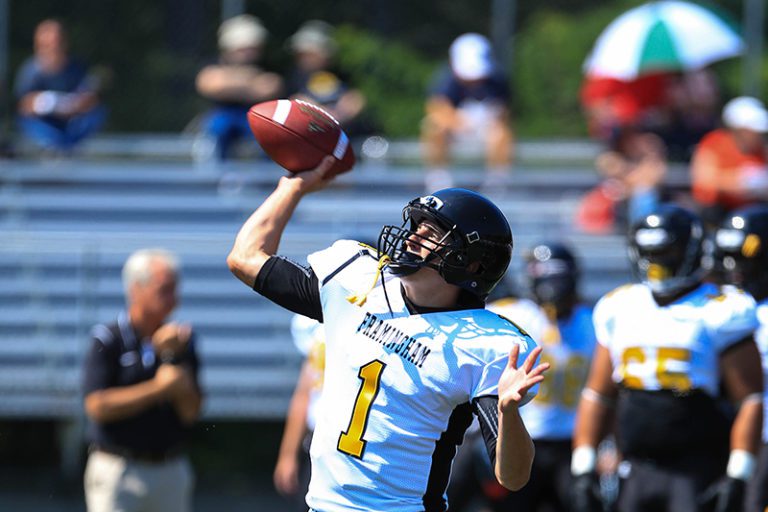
[{"xmin": 1, "ymin": 135, "xmax": 684, "ymax": 431}]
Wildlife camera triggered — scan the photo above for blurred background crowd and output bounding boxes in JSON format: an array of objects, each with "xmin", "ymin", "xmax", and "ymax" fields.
[{"xmin": 0, "ymin": 0, "xmax": 767, "ymax": 510}]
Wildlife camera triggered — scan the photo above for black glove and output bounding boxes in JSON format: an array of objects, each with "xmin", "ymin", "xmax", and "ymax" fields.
[
  {"xmin": 571, "ymin": 471, "xmax": 603, "ymax": 512},
  {"xmin": 698, "ymin": 476, "xmax": 746, "ymax": 512}
]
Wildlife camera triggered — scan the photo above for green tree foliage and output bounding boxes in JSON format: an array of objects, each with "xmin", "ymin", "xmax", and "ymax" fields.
[
  {"xmin": 4, "ymin": 0, "xmax": 763, "ymax": 137},
  {"xmin": 334, "ymin": 25, "xmax": 436, "ymax": 137},
  {"xmin": 513, "ymin": 0, "xmax": 641, "ymax": 136}
]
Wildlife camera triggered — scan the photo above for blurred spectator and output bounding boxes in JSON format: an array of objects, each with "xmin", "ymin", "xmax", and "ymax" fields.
[
  {"xmin": 82, "ymin": 248, "xmax": 202, "ymax": 512},
  {"xmin": 661, "ymin": 68, "xmax": 720, "ymax": 161},
  {"xmin": 421, "ymin": 33, "xmax": 514, "ymax": 192},
  {"xmin": 580, "ymin": 72, "xmax": 669, "ymax": 143},
  {"xmin": 581, "ymin": 69, "xmax": 720, "ymax": 162},
  {"xmin": 690, "ymin": 96, "xmax": 768, "ymax": 228},
  {"xmin": 285, "ymin": 20, "xmax": 371, "ymax": 139},
  {"xmin": 273, "ymin": 314, "xmax": 324, "ymax": 511},
  {"xmin": 14, "ymin": 19, "xmax": 106, "ymax": 154},
  {"xmin": 195, "ymin": 14, "xmax": 283, "ymax": 161},
  {"xmin": 577, "ymin": 125, "xmax": 667, "ymax": 234}
]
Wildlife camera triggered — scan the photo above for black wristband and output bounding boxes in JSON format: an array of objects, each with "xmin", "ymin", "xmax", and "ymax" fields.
[{"xmin": 160, "ymin": 350, "xmax": 183, "ymax": 365}]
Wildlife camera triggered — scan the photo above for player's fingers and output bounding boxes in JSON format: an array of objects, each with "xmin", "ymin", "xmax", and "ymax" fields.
[
  {"xmin": 177, "ymin": 324, "xmax": 192, "ymax": 344},
  {"xmin": 524, "ymin": 375, "xmax": 546, "ymax": 390},
  {"xmin": 530, "ymin": 361, "xmax": 550, "ymax": 377},
  {"xmin": 507, "ymin": 344, "xmax": 520, "ymax": 369},
  {"xmin": 522, "ymin": 346, "xmax": 543, "ymax": 373},
  {"xmin": 316, "ymin": 155, "xmax": 336, "ymax": 178}
]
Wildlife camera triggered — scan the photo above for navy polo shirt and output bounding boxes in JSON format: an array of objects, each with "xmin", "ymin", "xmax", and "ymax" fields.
[
  {"xmin": 14, "ymin": 57, "xmax": 91, "ymax": 99},
  {"xmin": 82, "ymin": 312, "xmax": 201, "ymax": 453},
  {"xmin": 428, "ymin": 64, "xmax": 510, "ymax": 107}
]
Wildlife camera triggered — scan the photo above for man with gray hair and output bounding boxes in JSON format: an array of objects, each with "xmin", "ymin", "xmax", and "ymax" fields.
[{"xmin": 82, "ymin": 248, "xmax": 202, "ymax": 512}]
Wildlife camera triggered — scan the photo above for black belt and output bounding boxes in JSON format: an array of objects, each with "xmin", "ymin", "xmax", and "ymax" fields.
[{"xmin": 91, "ymin": 444, "xmax": 184, "ymax": 464}]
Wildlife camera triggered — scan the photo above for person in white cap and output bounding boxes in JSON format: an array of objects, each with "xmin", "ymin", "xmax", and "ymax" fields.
[
  {"xmin": 195, "ymin": 14, "xmax": 283, "ymax": 161},
  {"xmin": 421, "ymin": 33, "xmax": 514, "ymax": 193},
  {"xmin": 285, "ymin": 20, "xmax": 369, "ymax": 138},
  {"xmin": 690, "ymin": 96, "xmax": 768, "ymax": 226}
]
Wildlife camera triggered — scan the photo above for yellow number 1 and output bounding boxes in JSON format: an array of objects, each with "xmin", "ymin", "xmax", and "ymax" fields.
[{"xmin": 338, "ymin": 360, "xmax": 385, "ymax": 458}]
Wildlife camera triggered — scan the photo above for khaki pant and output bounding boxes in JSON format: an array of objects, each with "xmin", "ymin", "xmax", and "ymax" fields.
[{"xmin": 84, "ymin": 449, "xmax": 194, "ymax": 512}]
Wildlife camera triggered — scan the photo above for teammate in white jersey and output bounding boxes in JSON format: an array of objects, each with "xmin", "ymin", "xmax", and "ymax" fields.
[
  {"xmin": 227, "ymin": 156, "xmax": 549, "ymax": 512},
  {"xmin": 506, "ymin": 242, "xmax": 597, "ymax": 511},
  {"xmin": 274, "ymin": 315, "xmax": 325, "ymax": 511},
  {"xmin": 712, "ymin": 205, "xmax": 768, "ymax": 512},
  {"xmin": 571, "ymin": 204, "xmax": 763, "ymax": 512}
]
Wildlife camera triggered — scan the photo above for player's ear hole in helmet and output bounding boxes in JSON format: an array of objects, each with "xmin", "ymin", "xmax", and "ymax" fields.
[
  {"xmin": 627, "ymin": 203, "xmax": 705, "ymax": 298},
  {"xmin": 712, "ymin": 205, "xmax": 768, "ymax": 300},
  {"xmin": 378, "ymin": 188, "xmax": 513, "ymax": 300}
]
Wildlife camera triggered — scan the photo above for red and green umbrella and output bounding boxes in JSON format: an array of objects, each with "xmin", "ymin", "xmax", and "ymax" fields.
[{"xmin": 584, "ymin": 0, "xmax": 744, "ymax": 80}]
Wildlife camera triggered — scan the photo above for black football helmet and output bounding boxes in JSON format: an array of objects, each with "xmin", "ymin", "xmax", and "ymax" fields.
[
  {"xmin": 713, "ymin": 205, "xmax": 768, "ymax": 301},
  {"xmin": 628, "ymin": 204, "xmax": 705, "ymax": 297},
  {"xmin": 525, "ymin": 242, "xmax": 579, "ymax": 311},
  {"xmin": 378, "ymin": 188, "xmax": 513, "ymax": 300}
]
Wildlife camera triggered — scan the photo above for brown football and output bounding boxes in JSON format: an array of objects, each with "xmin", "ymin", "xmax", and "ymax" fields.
[{"xmin": 248, "ymin": 99, "xmax": 355, "ymax": 177}]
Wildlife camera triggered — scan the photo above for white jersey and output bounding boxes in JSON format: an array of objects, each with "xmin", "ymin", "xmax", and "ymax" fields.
[
  {"xmin": 487, "ymin": 297, "xmax": 548, "ymax": 341},
  {"xmin": 593, "ymin": 282, "xmax": 758, "ymax": 396},
  {"xmin": 291, "ymin": 314, "xmax": 325, "ymax": 432},
  {"xmin": 755, "ymin": 299, "xmax": 768, "ymax": 442},
  {"xmin": 305, "ymin": 240, "xmax": 537, "ymax": 512},
  {"xmin": 489, "ymin": 299, "xmax": 596, "ymax": 440}
]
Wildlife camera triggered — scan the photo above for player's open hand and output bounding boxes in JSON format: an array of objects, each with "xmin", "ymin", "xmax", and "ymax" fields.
[
  {"xmin": 278, "ymin": 156, "xmax": 337, "ymax": 195},
  {"xmin": 497, "ymin": 345, "xmax": 549, "ymax": 413}
]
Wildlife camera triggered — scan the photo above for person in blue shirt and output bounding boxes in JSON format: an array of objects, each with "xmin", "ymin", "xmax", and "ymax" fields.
[
  {"xmin": 421, "ymin": 33, "xmax": 514, "ymax": 193},
  {"xmin": 195, "ymin": 15, "xmax": 283, "ymax": 161},
  {"xmin": 14, "ymin": 19, "xmax": 106, "ymax": 154}
]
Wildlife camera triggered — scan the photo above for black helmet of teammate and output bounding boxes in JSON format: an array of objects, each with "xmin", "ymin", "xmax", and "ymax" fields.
[
  {"xmin": 628, "ymin": 204, "xmax": 705, "ymax": 297},
  {"xmin": 379, "ymin": 188, "xmax": 513, "ymax": 300},
  {"xmin": 713, "ymin": 205, "xmax": 768, "ymax": 301},
  {"xmin": 525, "ymin": 242, "xmax": 579, "ymax": 311}
]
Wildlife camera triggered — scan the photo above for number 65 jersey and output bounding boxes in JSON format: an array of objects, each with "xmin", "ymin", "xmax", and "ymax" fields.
[
  {"xmin": 592, "ymin": 281, "xmax": 758, "ymax": 459},
  {"xmin": 593, "ymin": 282, "xmax": 757, "ymax": 396},
  {"xmin": 305, "ymin": 241, "xmax": 538, "ymax": 512}
]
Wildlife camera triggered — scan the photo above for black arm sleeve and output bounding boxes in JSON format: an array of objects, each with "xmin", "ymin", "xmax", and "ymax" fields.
[
  {"xmin": 472, "ymin": 395, "xmax": 500, "ymax": 470},
  {"xmin": 253, "ymin": 256, "xmax": 323, "ymax": 322}
]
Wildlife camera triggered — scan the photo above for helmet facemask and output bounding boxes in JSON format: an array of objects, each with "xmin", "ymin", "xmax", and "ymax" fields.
[
  {"xmin": 378, "ymin": 189, "xmax": 512, "ymax": 301},
  {"xmin": 629, "ymin": 221, "xmax": 704, "ymax": 298},
  {"xmin": 530, "ymin": 273, "xmax": 577, "ymax": 312},
  {"xmin": 378, "ymin": 219, "xmax": 462, "ymax": 278},
  {"xmin": 525, "ymin": 243, "xmax": 579, "ymax": 315},
  {"xmin": 715, "ymin": 227, "xmax": 768, "ymax": 299}
]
